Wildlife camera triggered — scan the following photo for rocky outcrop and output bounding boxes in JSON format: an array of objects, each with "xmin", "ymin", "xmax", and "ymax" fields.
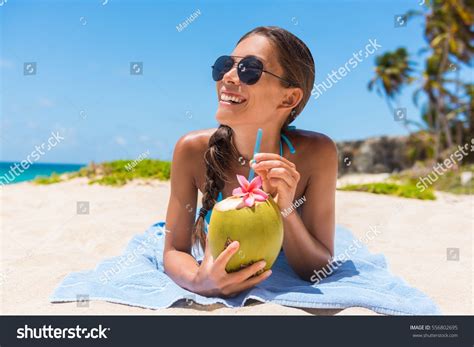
[{"xmin": 337, "ymin": 135, "xmax": 414, "ymax": 175}]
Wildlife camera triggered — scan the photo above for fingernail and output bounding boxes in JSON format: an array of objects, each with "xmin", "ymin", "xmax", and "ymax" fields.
[
  {"xmin": 231, "ymin": 241, "xmax": 239, "ymax": 249},
  {"xmin": 259, "ymin": 261, "xmax": 266, "ymax": 268}
]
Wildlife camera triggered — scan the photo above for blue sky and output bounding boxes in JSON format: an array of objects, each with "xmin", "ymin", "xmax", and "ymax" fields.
[{"xmin": 1, "ymin": 0, "xmax": 438, "ymax": 164}]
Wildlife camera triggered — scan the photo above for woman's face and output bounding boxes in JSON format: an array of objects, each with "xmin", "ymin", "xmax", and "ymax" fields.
[{"xmin": 215, "ymin": 34, "xmax": 292, "ymax": 127}]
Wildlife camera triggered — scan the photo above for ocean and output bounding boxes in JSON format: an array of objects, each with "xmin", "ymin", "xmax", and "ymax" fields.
[{"xmin": 0, "ymin": 162, "xmax": 86, "ymax": 185}]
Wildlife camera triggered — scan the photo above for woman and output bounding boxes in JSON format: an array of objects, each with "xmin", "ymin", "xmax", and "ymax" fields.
[{"xmin": 163, "ymin": 26, "xmax": 337, "ymax": 298}]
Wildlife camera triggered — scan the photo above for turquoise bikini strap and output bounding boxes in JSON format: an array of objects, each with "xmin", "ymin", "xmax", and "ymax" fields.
[
  {"xmin": 279, "ymin": 125, "xmax": 296, "ymax": 155},
  {"xmin": 280, "ymin": 133, "xmax": 296, "ymax": 154},
  {"xmin": 208, "ymin": 128, "xmax": 296, "ymax": 224}
]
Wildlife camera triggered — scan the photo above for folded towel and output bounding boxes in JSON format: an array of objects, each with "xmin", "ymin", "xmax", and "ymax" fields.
[{"xmin": 50, "ymin": 221, "xmax": 441, "ymax": 315}]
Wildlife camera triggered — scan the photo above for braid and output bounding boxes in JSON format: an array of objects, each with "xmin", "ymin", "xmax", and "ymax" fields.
[{"xmin": 191, "ymin": 124, "xmax": 239, "ymax": 251}]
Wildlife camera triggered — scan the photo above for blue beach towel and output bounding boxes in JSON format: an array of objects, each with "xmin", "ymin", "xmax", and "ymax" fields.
[{"xmin": 50, "ymin": 221, "xmax": 441, "ymax": 315}]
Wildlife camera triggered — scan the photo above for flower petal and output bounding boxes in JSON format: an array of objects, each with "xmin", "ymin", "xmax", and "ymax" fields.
[
  {"xmin": 254, "ymin": 194, "xmax": 267, "ymax": 202},
  {"xmin": 243, "ymin": 193, "xmax": 255, "ymax": 207},
  {"xmin": 232, "ymin": 187, "xmax": 245, "ymax": 196},
  {"xmin": 252, "ymin": 188, "xmax": 268, "ymax": 201},
  {"xmin": 247, "ymin": 175, "xmax": 263, "ymax": 191},
  {"xmin": 236, "ymin": 174, "xmax": 249, "ymax": 192},
  {"xmin": 235, "ymin": 199, "xmax": 247, "ymax": 209}
]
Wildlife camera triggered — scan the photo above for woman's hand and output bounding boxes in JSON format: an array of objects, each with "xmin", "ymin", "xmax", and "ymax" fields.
[
  {"xmin": 250, "ymin": 152, "xmax": 300, "ymax": 211},
  {"xmin": 192, "ymin": 236, "xmax": 272, "ymax": 297}
]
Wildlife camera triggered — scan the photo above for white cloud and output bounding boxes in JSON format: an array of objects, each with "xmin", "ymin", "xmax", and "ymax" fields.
[
  {"xmin": 38, "ymin": 97, "xmax": 55, "ymax": 108},
  {"xmin": 26, "ymin": 120, "xmax": 39, "ymax": 129},
  {"xmin": 0, "ymin": 58, "xmax": 14, "ymax": 69},
  {"xmin": 114, "ymin": 136, "xmax": 127, "ymax": 146},
  {"xmin": 52, "ymin": 123, "xmax": 76, "ymax": 143}
]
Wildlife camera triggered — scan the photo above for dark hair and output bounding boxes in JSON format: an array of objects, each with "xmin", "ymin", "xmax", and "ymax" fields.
[{"xmin": 191, "ymin": 26, "xmax": 315, "ymax": 251}]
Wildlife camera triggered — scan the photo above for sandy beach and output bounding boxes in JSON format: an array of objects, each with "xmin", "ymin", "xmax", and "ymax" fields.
[{"xmin": 0, "ymin": 176, "xmax": 472, "ymax": 315}]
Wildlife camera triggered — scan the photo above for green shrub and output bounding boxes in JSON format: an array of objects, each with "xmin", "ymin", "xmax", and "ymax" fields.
[
  {"xmin": 390, "ymin": 164, "xmax": 473, "ymax": 195},
  {"xmin": 429, "ymin": 165, "xmax": 473, "ymax": 195},
  {"xmin": 33, "ymin": 159, "xmax": 172, "ymax": 186},
  {"xmin": 339, "ymin": 182, "xmax": 436, "ymax": 200},
  {"xmin": 34, "ymin": 173, "xmax": 63, "ymax": 185},
  {"xmin": 93, "ymin": 159, "xmax": 170, "ymax": 185}
]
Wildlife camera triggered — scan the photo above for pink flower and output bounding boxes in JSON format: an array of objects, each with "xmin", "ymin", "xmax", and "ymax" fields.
[{"xmin": 232, "ymin": 174, "xmax": 269, "ymax": 207}]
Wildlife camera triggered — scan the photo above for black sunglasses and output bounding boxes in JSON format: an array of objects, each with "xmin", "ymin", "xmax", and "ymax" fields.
[{"xmin": 211, "ymin": 55, "xmax": 294, "ymax": 86}]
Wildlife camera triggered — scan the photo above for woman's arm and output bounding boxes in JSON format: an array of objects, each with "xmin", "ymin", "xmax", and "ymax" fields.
[
  {"xmin": 163, "ymin": 134, "xmax": 201, "ymax": 291},
  {"xmin": 250, "ymin": 134, "xmax": 337, "ymax": 281},
  {"xmin": 163, "ymin": 133, "xmax": 272, "ymax": 296},
  {"xmin": 280, "ymin": 135, "xmax": 337, "ymax": 280}
]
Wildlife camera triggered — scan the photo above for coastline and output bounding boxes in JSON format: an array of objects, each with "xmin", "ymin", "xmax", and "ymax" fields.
[{"xmin": 0, "ymin": 162, "xmax": 86, "ymax": 185}]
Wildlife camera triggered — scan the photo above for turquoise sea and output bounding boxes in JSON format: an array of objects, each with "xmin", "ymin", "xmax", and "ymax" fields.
[{"xmin": 0, "ymin": 162, "xmax": 86, "ymax": 185}]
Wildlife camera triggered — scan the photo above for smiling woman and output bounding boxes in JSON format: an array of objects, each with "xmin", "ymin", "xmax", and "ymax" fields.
[{"xmin": 163, "ymin": 26, "xmax": 338, "ymax": 298}]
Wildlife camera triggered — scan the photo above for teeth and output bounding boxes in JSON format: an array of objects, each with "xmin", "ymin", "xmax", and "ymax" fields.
[{"xmin": 221, "ymin": 93, "xmax": 244, "ymax": 104}]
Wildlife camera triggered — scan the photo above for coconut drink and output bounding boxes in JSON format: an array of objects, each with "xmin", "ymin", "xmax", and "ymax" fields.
[{"xmin": 208, "ymin": 174, "xmax": 284, "ymax": 273}]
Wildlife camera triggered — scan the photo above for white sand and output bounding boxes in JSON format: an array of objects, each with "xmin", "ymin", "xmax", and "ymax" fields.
[
  {"xmin": 336, "ymin": 173, "xmax": 391, "ymax": 188},
  {"xmin": 0, "ymin": 177, "xmax": 472, "ymax": 315}
]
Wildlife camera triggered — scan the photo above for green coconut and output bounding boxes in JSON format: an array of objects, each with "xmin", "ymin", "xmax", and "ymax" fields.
[{"xmin": 208, "ymin": 194, "xmax": 284, "ymax": 273}]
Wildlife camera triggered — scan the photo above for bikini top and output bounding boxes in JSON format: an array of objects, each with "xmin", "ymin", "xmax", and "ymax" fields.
[{"xmin": 202, "ymin": 126, "xmax": 297, "ymax": 228}]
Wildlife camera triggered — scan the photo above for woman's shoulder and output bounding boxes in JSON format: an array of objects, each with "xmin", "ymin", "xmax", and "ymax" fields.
[
  {"xmin": 290, "ymin": 128, "xmax": 337, "ymax": 157},
  {"xmin": 174, "ymin": 127, "xmax": 337, "ymax": 160},
  {"xmin": 174, "ymin": 128, "xmax": 218, "ymax": 157},
  {"xmin": 290, "ymin": 128, "xmax": 338, "ymax": 177}
]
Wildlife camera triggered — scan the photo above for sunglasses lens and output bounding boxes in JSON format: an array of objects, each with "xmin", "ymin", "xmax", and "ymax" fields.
[
  {"xmin": 212, "ymin": 56, "xmax": 234, "ymax": 81},
  {"xmin": 238, "ymin": 57, "xmax": 263, "ymax": 85}
]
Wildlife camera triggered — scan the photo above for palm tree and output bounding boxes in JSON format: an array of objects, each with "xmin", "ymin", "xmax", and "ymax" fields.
[
  {"xmin": 413, "ymin": 54, "xmax": 452, "ymax": 159},
  {"xmin": 368, "ymin": 0, "xmax": 473, "ymax": 161},
  {"xmin": 422, "ymin": 0, "xmax": 473, "ymax": 155},
  {"xmin": 368, "ymin": 48, "xmax": 415, "ymax": 123}
]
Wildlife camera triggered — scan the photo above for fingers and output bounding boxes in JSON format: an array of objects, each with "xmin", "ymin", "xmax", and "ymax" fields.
[
  {"xmin": 251, "ymin": 167, "xmax": 274, "ymax": 193},
  {"xmin": 267, "ymin": 167, "xmax": 299, "ymax": 187},
  {"xmin": 252, "ymin": 160, "xmax": 296, "ymax": 179},
  {"xmin": 251, "ymin": 157, "xmax": 298, "ymax": 195},
  {"xmin": 253, "ymin": 153, "xmax": 296, "ymax": 169},
  {"xmin": 251, "ymin": 158, "xmax": 299, "ymax": 182},
  {"xmin": 253, "ymin": 159, "xmax": 295, "ymax": 173},
  {"xmin": 251, "ymin": 166, "xmax": 269, "ymax": 181},
  {"xmin": 229, "ymin": 269, "xmax": 272, "ymax": 294},
  {"xmin": 214, "ymin": 241, "xmax": 239, "ymax": 270},
  {"xmin": 200, "ymin": 235, "xmax": 216, "ymax": 269},
  {"xmin": 203, "ymin": 235, "xmax": 212, "ymax": 260},
  {"xmin": 228, "ymin": 260, "xmax": 267, "ymax": 282}
]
